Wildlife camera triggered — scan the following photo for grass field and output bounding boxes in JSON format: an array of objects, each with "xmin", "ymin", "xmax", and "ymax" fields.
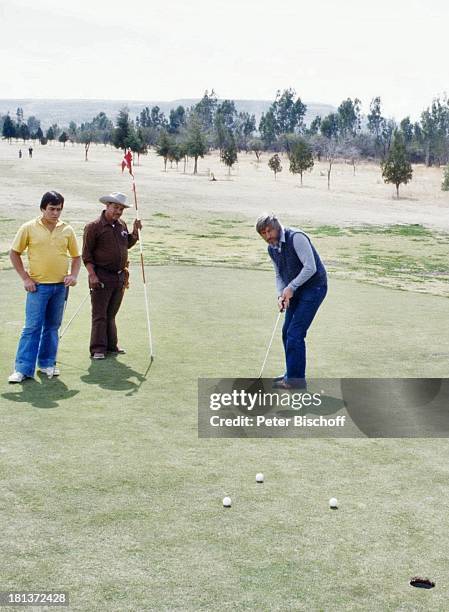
[{"xmin": 1, "ymin": 140, "xmax": 449, "ymax": 610}]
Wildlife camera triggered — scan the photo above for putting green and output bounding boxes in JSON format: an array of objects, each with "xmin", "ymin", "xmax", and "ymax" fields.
[{"xmin": 1, "ymin": 266, "xmax": 449, "ymax": 610}]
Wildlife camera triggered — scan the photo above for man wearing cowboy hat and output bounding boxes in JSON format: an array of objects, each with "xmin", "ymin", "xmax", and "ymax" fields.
[{"xmin": 82, "ymin": 192, "xmax": 142, "ymax": 359}]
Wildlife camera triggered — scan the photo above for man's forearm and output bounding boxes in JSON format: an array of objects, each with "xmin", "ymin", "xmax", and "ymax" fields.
[
  {"xmin": 9, "ymin": 250, "xmax": 30, "ymax": 281},
  {"xmin": 70, "ymin": 256, "xmax": 81, "ymax": 277}
]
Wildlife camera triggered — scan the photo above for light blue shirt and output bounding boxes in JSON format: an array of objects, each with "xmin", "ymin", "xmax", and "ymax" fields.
[{"xmin": 273, "ymin": 226, "xmax": 317, "ymax": 295}]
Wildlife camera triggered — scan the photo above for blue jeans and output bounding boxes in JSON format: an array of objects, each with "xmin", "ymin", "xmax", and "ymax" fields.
[
  {"xmin": 282, "ymin": 284, "xmax": 327, "ymax": 384},
  {"xmin": 15, "ymin": 283, "xmax": 67, "ymax": 377}
]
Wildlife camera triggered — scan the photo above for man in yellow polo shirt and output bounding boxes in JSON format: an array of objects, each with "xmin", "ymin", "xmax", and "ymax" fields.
[{"xmin": 8, "ymin": 191, "xmax": 81, "ymax": 383}]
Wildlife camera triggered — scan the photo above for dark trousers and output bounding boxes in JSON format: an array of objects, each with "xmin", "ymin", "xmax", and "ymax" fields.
[
  {"xmin": 90, "ymin": 286, "xmax": 124, "ymax": 354},
  {"xmin": 282, "ymin": 284, "xmax": 327, "ymax": 383}
]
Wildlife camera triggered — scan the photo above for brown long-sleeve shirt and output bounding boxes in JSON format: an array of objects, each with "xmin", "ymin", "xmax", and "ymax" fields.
[{"xmin": 82, "ymin": 211, "xmax": 138, "ymax": 287}]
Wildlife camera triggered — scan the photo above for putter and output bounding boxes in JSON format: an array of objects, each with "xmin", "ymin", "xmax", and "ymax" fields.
[{"xmin": 258, "ymin": 309, "xmax": 283, "ymax": 379}]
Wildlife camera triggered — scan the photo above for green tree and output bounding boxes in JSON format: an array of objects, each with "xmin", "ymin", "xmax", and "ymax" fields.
[
  {"xmin": 150, "ymin": 106, "xmax": 167, "ymax": 129},
  {"xmin": 271, "ymin": 88, "xmax": 307, "ymax": 135},
  {"xmin": 58, "ymin": 131, "xmax": 68, "ymax": 147},
  {"xmin": 46, "ymin": 126, "xmax": 55, "ymax": 143},
  {"xmin": 220, "ymin": 132, "xmax": 238, "ymax": 175},
  {"xmin": 184, "ymin": 116, "xmax": 208, "ymax": 174},
  {"xmin": 235, "ymin": 112, "xmax": 256, "ymax": 150},
  {"xmin": 193, "ymin": 89, "xmax": 218, "ymax": 131},
  {"xmin": 337, "ymin": 98, "xmax": 361, "ymax": 137},
  {"xmin": 68, "ymin": 121, "xmax": 78, "ymax": 142},
  {"xmin": 113, "ymin": 108, "xmax": 132, "ymax": 151},
  {"xmin": 156, "ymin": 131, "xmax": 173, "ymax": 171},
  {"xmin": 308, "ymin": 115, "xmax": 321, "ymax": 135},
  {"xmin": 19, "ymin": 123, "xmax": 30, "ymax": 142},
  {"xmin": 381, "ymin": 132, "xmax": 413, "ymax": 198},
  {"xmin": 320, "ymin": 113, "xmax": 339, "ymax": 139},
  {"xmin": 27, "ymin": 116, "xmax": 40, "ymax": 133},
  {"xmin": 16, "ymin": 107, "xmax": 24, "ymax": 125},
  {"xmin": 288, "ymin": 138, "xmax": 314, "ymax": 185},
  {"xmin": 168, "ymin": 105, "xmax": 186, "ymax": 134},
  {"xmin": 258, "ymin": 110, "xmax": 277, "ymax": 148},
  {"xmin": 249, "ymin": 137, "xmax": 264, "ymax": 162},
  {"xmin": 268, "ymin": 153, "xmax": 282, "ymax": 180},
  {"xmin": 128, "ymin": 129, "xmax": 148, "ymax": 165},
  {"xmin": 399, "ymin": 116, "xmax": 414, "ymax": 146},
  {"xmin": 2, "ymin": 115, "xmax": 16, "ymax": 142},
  {"xmin": 79, "ymin": 127, "xmax": 96, "ymax": 161},
  {"xmin": 367, "ymin": 96, "xmax": 384, "ymax": 155}
]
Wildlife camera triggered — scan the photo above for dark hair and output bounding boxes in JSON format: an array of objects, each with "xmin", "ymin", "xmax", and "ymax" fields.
[{"xmin": 40, "ymin": 191, "xmax": 64, "ymax": 210}]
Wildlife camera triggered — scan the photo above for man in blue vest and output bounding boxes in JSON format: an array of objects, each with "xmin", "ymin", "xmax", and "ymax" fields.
[{"xmin": 256, "ymin": 213, "xmax": 327, "ymax": 389}]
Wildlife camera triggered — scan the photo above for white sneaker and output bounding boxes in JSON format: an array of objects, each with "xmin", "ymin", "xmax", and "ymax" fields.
[
  {"xmin": 38, "ymin": 366, "xmax": 60, "ymax": 378},
  {"xmin": 8, "ymin": 371, "xmax": 27, "ymax": 383}
]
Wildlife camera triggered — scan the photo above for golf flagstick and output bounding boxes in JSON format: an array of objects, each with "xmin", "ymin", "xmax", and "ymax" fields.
[
  {"xmin": 258, "ymin": 310, "xmax": 283, "ymax": 379},
  {"xmin": 122, "ymin": 149, "xmax": 154, "ymax": 360}
]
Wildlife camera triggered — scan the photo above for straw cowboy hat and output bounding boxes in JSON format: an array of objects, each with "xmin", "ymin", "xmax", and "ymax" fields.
[{"xmin": 98, "ymin": 192, "xmax": 130, "ymax": 207}]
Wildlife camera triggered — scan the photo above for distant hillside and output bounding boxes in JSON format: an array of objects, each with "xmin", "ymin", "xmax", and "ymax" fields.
[{"xmin": 0, "ymin": 98, "xmax": 336, "ymax": 129}]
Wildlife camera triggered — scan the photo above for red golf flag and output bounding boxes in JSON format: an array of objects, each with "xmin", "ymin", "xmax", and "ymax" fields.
[{"xmin": 121, "ymin": 149, "xmax": 133, "ymax": 175}]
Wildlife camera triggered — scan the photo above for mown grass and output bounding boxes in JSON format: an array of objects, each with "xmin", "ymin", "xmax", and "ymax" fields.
[{"xmin": 2, "ymin": 267, "xmax": 449, "ymax": 611}]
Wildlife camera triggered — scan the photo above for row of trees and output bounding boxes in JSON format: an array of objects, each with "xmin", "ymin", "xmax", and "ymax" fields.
[
  {"xmin": 2, "ymin": 90, "xmax": 449, "ymax": 192},
  {"xmin": 4, "ymin": 91, "xmax": 449, "ymax": 168}
]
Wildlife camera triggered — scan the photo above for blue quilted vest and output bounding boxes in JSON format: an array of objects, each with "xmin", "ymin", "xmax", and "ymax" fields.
[{"xmin": 268, "ymin": 227, "xmax": 327, "ymax": 289}]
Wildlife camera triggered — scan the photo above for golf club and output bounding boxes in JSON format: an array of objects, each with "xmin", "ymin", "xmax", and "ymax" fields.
[{"xmin": 258, "ymin": 309, "xmax": 283, "ymax": 379}]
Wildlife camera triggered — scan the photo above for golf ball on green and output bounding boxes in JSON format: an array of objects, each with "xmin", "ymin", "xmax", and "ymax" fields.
[
  {"xmin": 256, "ymin": 473, "xmax": 264, "ymax": 483},
  {"xmin": 329, "ymin": 497, "xmax": 338, "ymax": 508},
  {"xmin": 223, "ymin": 496, "xmax": 232, "ymax": 507}
]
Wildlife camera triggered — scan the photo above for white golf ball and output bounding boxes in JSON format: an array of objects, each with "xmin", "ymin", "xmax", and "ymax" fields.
[
  {"xmin": 256, "ymin": 473, "xmax": 265, "ymax": 483},
  {"xmin": 329, "ymin": 497, "xmax": 338, "ymax": 509},
  {"xmin": 223, "ymin": 496, "xmax": 232, "ymax": 508}
]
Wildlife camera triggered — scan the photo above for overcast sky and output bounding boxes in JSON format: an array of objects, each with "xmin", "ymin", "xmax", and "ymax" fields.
[{"xmin": 1, "ymin": 0, "xmax": 447, "ymax": 119}]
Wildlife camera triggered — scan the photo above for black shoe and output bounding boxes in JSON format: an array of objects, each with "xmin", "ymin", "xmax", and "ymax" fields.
[{"xmin": 107, "ymin": 347, "xmax": 126, "ymax": 354}]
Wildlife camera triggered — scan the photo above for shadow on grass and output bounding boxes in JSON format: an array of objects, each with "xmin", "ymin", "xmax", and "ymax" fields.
[
  {"xmin": 80, "ymin": 357, "xmax": 151, "ymax": 393},
  {"xmin": 2, "ymin": 372, "xmax": 79, "ymax": 409}
]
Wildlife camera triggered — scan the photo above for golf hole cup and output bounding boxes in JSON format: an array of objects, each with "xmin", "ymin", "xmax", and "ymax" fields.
[{"xmin": 223, "ymin": 496, "xmax": 232, "ymax": 508}]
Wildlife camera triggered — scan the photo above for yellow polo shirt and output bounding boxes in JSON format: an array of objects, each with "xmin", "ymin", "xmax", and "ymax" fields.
[{"xmin": 11, "ymin": 217, "xmax": 80, "ymax": 283}]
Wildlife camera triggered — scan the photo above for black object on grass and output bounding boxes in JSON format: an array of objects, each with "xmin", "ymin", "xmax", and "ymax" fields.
[{"xmin": 409, "ymin": 576, "xmax": 435, "ymax": 589}]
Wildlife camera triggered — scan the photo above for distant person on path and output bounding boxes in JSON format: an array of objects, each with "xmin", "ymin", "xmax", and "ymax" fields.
[
  {"xmin": 18, "ymin": 149, "xmax": 22, "ymax": 159},
  {"xmin": 28, "ymin": 146, "xmax": 33, "ymax": 158},
  {"xmin": 256, "ymin": 213, "xmax": 327, "ymax": 389},
  {"xmin": 82, "ymin": 192, "xmax": 142, "ymax": 360},
  {"xmin": 8, "ymin": 191, "xmax": 81, "ymax": 383}
]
